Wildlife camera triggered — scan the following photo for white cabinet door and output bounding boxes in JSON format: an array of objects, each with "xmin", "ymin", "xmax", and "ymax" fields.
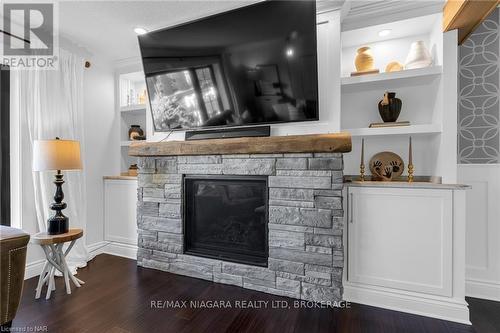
[
  {"xmin": 104, "ymin": 179, "xmax": 138, "ymax": 245},
  {"xmin": 347, "ymin": 187, "xmax": 453, "ymax": 297}
]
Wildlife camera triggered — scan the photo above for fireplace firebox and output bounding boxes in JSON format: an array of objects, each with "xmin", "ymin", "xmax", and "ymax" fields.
[{"xmin": 183, "ymin": 175, "xmax": 268, "ymax": 266}]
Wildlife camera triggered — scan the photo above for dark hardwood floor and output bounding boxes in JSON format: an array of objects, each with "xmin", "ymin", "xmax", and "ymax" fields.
[{"xmin": 13, "ymin": 254, "xmax": 499, "ymax": 333}]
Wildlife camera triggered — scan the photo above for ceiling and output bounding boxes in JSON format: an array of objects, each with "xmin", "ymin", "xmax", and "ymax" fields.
[
  {"xmin": 58, "ymin": 0, "xmax": 444, "ymax": 65},
  {"xmin": 341, "ymin": 13, "xmax": 440, "ymax": 48},
  {"xmin": 341, "ymin": 0, "xmax": 444, "ymax": 31},
  {"xmin": 59, "ymin": 1, "xmax": 257, "ymax": 63}
]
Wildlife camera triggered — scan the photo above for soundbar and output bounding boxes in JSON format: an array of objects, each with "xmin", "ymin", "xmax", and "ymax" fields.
[{"xmin": 185, "ymin": 126, "xmax": 270, "ymax": 141}]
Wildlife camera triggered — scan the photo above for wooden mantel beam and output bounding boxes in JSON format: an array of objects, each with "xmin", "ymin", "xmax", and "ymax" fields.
[
  {"xmin": 129, "ymin": 133, "xmax": 352, "ymax": 157},
  {"xmin": 443, "ymin": 0, "xmax": 499, "ymax": 44}
]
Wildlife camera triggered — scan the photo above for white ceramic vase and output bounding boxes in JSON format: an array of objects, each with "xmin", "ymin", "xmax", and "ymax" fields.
[{"xmin": 404, "ymin": 41, "xmax": 432, "ymax": 70}]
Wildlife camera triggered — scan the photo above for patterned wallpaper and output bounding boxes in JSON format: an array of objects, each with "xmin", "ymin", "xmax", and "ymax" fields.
[{"xmin": 458, "ymin": 9, "xmax": 499, "ymax": 164}]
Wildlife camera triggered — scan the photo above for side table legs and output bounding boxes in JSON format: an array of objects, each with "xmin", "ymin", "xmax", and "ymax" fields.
[{"xmin": 35, "ymin": 240, "xmax": 85, "ymax": 299}]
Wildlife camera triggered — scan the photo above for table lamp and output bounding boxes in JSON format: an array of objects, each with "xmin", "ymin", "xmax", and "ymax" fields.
[{"xmin": 32, "ymin": 138, "xmax": 82, "ymax": 235}]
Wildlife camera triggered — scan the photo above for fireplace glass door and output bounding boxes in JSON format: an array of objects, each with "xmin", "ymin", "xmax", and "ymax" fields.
[{"xmin": 184, "ymin": 175, "xmax": 268, "ymax": 266}]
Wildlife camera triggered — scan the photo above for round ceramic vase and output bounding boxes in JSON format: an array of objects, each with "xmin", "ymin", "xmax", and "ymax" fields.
[
  {"xmin": 378, "ymin": 92, "xmax": 402, "ymax": 122},
  {"xmin": 405, "ymin": 41, "xmax": 432, "ymax": 70},
  {"xmin": 385, "ymin": 61, "xmax": 403, "ymax": 73},
  {"xmin": 355, "ymin": 47, "xmax": 374, "ymax": 72}
]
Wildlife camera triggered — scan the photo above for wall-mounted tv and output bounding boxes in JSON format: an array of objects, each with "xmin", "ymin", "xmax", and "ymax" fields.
[{"xmin": 138, "ymin": 0, "xmax": 318, "ymax": 132}]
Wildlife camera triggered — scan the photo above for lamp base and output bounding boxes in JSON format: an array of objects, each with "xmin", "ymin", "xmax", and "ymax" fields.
[
  {"xmin": 48, "ymin": 170, "xmax": 69, "ymax": 235},
  {"xmin": 47, "ymin": 216, "xmax": 69, "ymax": 235}
]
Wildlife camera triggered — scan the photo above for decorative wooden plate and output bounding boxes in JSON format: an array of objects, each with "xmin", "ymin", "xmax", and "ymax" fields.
[{"xmin": 369, "ymin": 151, "xmax": 405, "ymax": 181}]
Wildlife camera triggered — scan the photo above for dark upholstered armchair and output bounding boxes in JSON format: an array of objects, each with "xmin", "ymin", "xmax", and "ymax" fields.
[{"xmin": 0, "ymin": 226, "xmax": 30, "ymax": 329}]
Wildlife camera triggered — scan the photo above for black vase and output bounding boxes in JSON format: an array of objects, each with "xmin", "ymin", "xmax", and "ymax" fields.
[
  {"xmin": 378, "ymin": 92, "xmax": 402, "ymax": 123},
  {"xmin": 129, "ymin": 125, "xmax": 144, "ymax": 141}
]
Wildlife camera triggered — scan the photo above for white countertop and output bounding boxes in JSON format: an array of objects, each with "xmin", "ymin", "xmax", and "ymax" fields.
[
  {"xmin": 344, "ymin": 181, "xmax": 470, "ymax": 190},
  {"xmin": 103, "ymin": 175, "xmax": 137, "ymax": 181}
]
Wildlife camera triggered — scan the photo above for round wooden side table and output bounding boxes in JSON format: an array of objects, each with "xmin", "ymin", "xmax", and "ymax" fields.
[{"xmin": 31, "ymin": 228, "xmax": 85, "ymax": 300}]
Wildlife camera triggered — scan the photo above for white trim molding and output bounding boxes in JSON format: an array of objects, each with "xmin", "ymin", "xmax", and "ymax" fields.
[
  {"xmin": 25, "ymin": 259, "xmax": 46, "ymax": 280},
  {"xmin": 343, "ymin": 282, "xmax": 471, "ymax": 325},
  {"xmin": 9, "ymin": 71, "xmax": 22, "ymax": 229},
  {"xmin": 466, "ymin": 278, "xmax": 500, "ymax": 302},
  {"xmin": 88, "ymin": 241, "xmax": 138, "ymax": 260},
  {"xmin": 459, "ymin": 164, "xmax": 500, "ymax": 302}
]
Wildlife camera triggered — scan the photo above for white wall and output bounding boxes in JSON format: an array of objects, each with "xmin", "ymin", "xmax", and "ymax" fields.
[{"xmin": 83, "ymin": 61, "xmax": 118, "ymax": 246}]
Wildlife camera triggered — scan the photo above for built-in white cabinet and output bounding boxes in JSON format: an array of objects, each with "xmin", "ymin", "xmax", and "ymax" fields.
[
  {"xmin": 104, "ymin": 178, "xmax": 138, "ymax": 245},
  {"xmin": 347, "ymin": 186, "xmax": 453, "ymax": 296},
  {"xmin": 343, "ymin": 183, "xmax": 470, "ymax": 324}
]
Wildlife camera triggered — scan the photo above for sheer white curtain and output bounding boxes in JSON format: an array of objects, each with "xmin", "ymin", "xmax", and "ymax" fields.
[{"xmin": 13, "ymin": 48, "xmax": 90, "ymax": 274}]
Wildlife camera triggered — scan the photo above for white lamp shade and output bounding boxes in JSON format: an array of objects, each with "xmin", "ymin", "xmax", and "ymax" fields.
[{"xmin": 33, "ymin": 139, "xmax": 82, "ymax": 171}]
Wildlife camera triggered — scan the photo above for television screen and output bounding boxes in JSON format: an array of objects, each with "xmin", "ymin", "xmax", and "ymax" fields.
[{"xmin": 139, "ymin": 1, "xmax": 318, "ymax": 132}]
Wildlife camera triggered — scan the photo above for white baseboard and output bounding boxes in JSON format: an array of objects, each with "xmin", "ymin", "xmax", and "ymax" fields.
[
  {"xmin": 25, "ymin": 241, "xmax": 137, "ymax": 280},
  {"xmin": 466, "ymin": 279, "xmax": 500, "ymax": 302},
  {"xmin": 96, "ymin": 241, "xmax": 138, "ymax": 260},
  {"xmin": 343, "ymin": 283, "xmax": 471, "ymax": 325},
  {"xmin": 25, "ymin": 259, "xmax": 46, "ymax": 280},
  {"xmin": 87, "ymin": 241, "xmax": 109, "ymax": 255}
]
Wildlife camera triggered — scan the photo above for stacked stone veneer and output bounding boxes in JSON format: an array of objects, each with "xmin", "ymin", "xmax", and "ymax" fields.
[{"xmin": 136, "ymin": 153, "xmax": 344, "ymax": 302}]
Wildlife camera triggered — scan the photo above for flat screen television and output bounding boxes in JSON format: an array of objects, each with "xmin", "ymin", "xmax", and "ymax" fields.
[{"xmin": 138, "ymin": 0, "xmax": 318, "ymax": 132}]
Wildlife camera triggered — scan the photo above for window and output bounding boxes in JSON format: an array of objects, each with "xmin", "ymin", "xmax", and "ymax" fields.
[
  {"xmin": 147, "ymin": 64, "xmax": 226, "ymax": 130},
  {"xmin": 195, "ymin": 67, "xmax": 223, "ymax": 118},
  {"xmin": 0, "ymin": 66, "xmax": 10, "ymax": 226}
]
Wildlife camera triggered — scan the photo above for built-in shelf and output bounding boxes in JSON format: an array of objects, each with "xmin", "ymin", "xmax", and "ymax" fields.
[
  {"xmin": 121, "ymin": 140, "xmax": 147, "ymax": 147},
  {"xmin": 120, "ymin": 104, "xmax": 147, "ymax": 113},
  {"xmin": 120, "ymin": 141, "xmax": 132, "ymax": 147},
  {"xmin": 343, "ymin": 123, "xmax": 442, "ymax": 137},
  {"xmin": 103, "ymin": 175, "xmax": 137, "ymax": 181},
  {"xmin": 341, "ymin": 66, "xmax": 442, "ymax": 87},
  {"xmin": 118, "ymin": 70, "xmax": 147, "ymax": 175}
]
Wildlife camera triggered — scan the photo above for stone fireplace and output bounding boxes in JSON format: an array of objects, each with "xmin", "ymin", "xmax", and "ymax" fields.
[{"xmin": 132, "ymin": 133, "xmax": 350, "ymax": 303}]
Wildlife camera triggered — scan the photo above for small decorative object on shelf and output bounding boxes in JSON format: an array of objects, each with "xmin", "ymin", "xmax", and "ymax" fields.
[
  {"xmin": 405, "ymin": 40, "xmax": 433, "ymax": 70},
  {"xmin": 378, "ymin": 92, "xmax": 402, "ymax": 123},
  {"xmin": 138, "ymin": 89, "xmax": 148, "ymax": 105},
  {"xmin": 369, "ymin": 151, "xmax": 404, "ymax": 181},
  {"xmin": 129, "ymin": 125, "xmax": 145, "ymax": 141},
  {"xmin": 128, "ymin": 164, "xmax": 138, "ymax": 177},
  {"xmin": 359, "ymin": 138, "xmax": 365, "ymax": 181},
  {"xmin": 408, "ymin": 137, "xmax": 414, "ymax": 182},
  {"xmin": 385, "ymin": 61, "xmax": 403, "ymax": 72},
  {"xmin": 352, "ymin": 46, "xmax": 379, "ymax": 76},
  {"xmin": 127, "ymin": 89, "xmax": 136, "ymax": 106},
  {"xmin": 355, "ymin": 47, "xmax": 374, "ymax": 71}
]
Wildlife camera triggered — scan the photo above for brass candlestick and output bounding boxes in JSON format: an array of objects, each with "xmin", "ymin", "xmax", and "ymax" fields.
[
  {"xmin": 408, "ymin": 137, "xmax": 414, "ymax": 182},
  {"xmin": 360, "ymin": 138, "xmax": 365, "ymax": 181}
]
